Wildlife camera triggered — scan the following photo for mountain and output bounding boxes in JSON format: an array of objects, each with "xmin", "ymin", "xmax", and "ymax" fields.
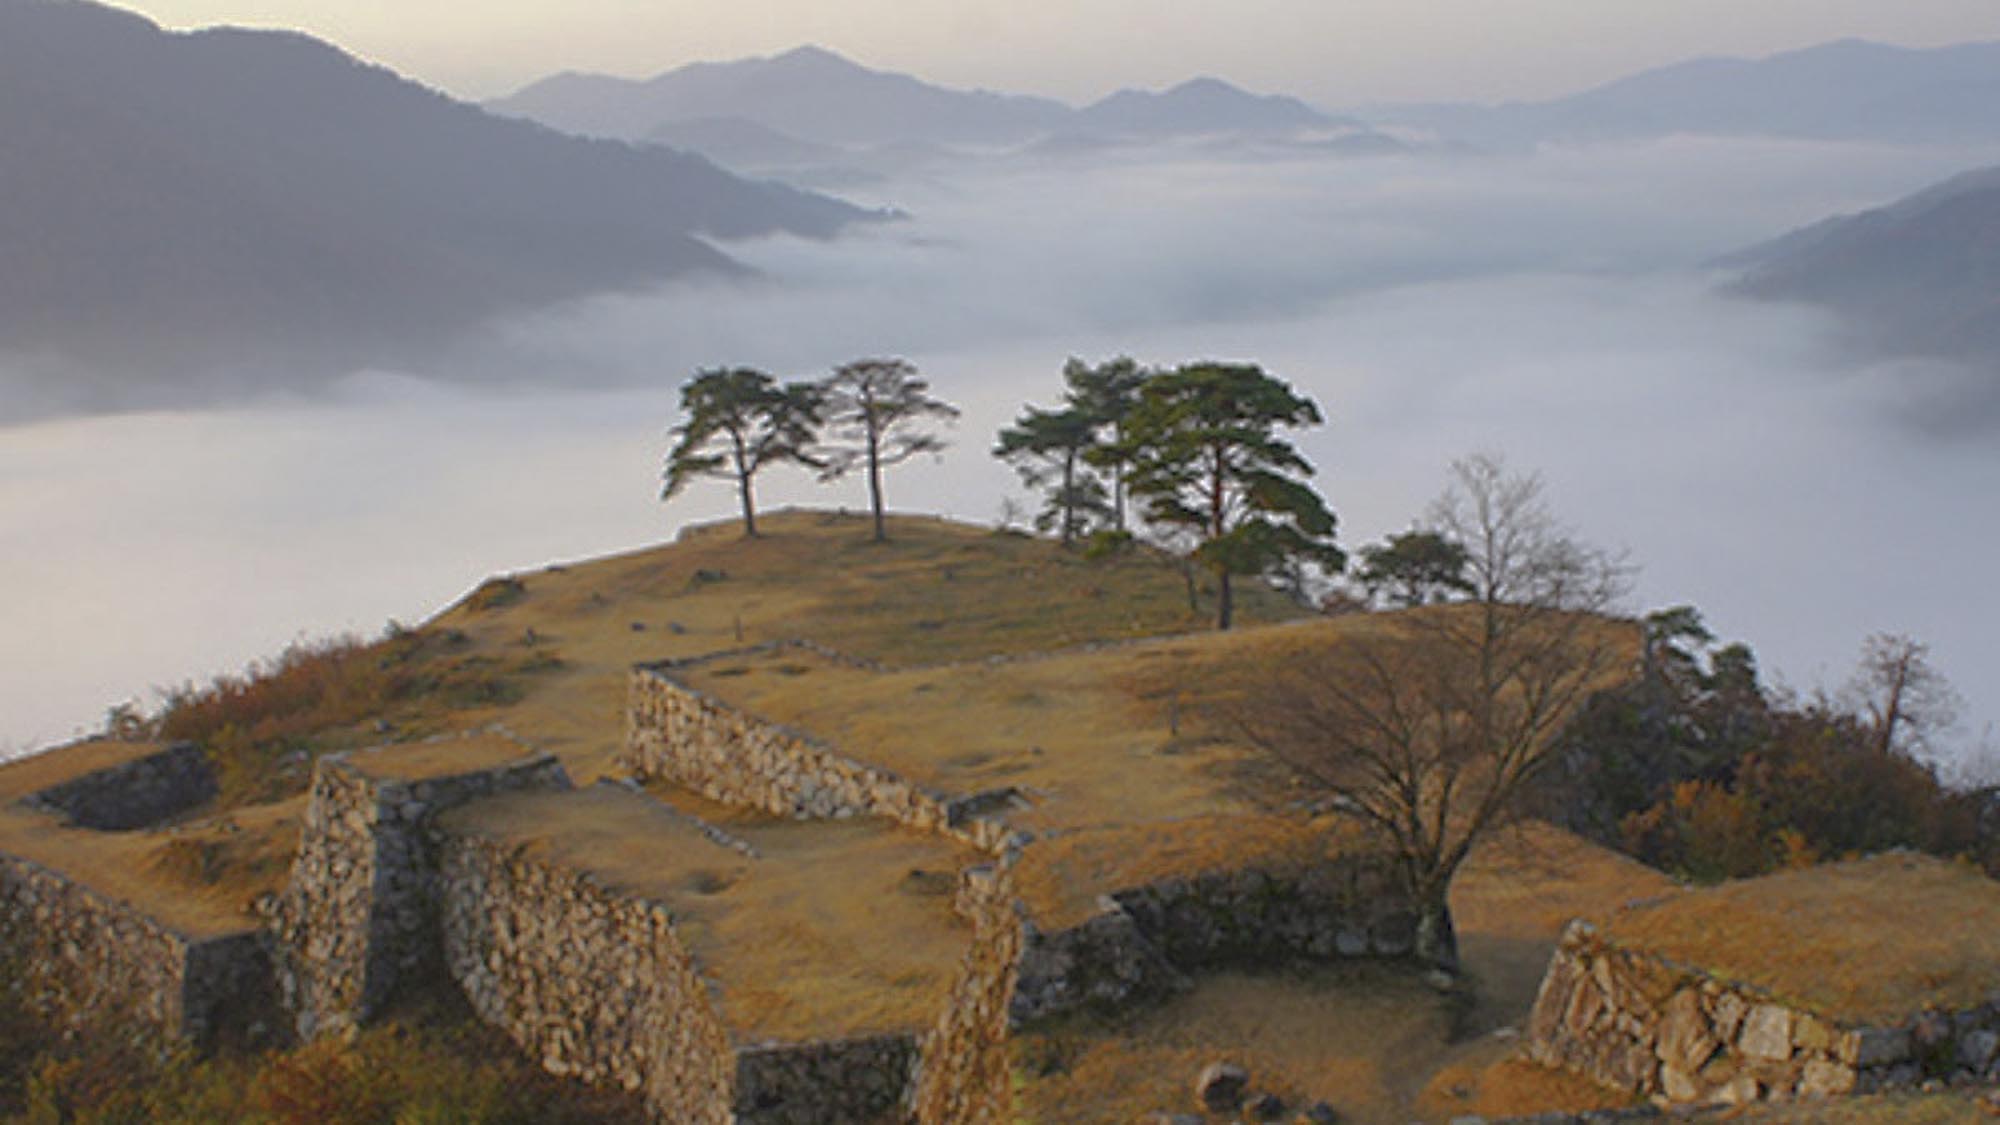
[
  {"xmin": 492, "ymin": 45, "xmax": 1072, "ymax": 148},
  {"xmin": 1075, "ymin": 77, "xmax": 1341, "ymax": 137},
  {"xmin": 493, "ymin": 47, "xmax": 1354, "ymax": 155},
  {"xmin": 0, "ymin": 0, "xmax": 870, "ymax": 411},
  {"xmin": 1370, "ymin": 39, "xmax": 2000, "ymax": 148},
  {"xmin": 1724, "ymin": 166, "xmax": 2000, "ymax": 377},
  {"xmin": 643, "ymin": 115, "xmax": 843, "ymax": 171}
]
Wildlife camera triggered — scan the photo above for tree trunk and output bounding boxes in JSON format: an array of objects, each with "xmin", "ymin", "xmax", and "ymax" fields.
[
  {"xmin": 867, "ymin": 431, "xmax": 886, "ymax": 542},
  {"xmin": 1059, "ymin": 449, "xmax": 1077, "ymax": 546},
  {"xmin": 732, "ymin": 435, "xmax": 758, "ymax": 537},
  {"xmin": 1414, "ymin": 887, "xmax": 1460, "ymax": 973},
  {"xmin": 1216, "ymin": 569, "xmax": 1234, "ymax": 631}
]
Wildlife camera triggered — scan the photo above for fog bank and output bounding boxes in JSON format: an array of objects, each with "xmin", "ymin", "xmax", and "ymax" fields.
[{"xmin": 4, "ymin": 136, "xmax": 1996, "ymax": 763}]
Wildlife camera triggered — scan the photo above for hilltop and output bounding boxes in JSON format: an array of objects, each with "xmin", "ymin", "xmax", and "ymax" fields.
[{"xmin": 5, "ymin": 510, "xmax": 2000, "ymax": 1123}]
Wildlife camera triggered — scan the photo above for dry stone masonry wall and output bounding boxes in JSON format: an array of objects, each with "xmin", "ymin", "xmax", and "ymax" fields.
[
  {"xmin": 1527, "ymin": 921, "xmax": 2000, "ymax": 1107},
  {"xmin": 907, "ymin": 862, "xmax": 1024, "ymax": 1125},
  {"xmin": 1013, "ymin": 855, "xmax": 1413, "ymax": 1023},
  {"xmin": 626, "ymin": 659, "xmax": 1020, "ymax": 853},
  {"xmin": 0, "ymin": 852, "xmax": 275, "ymax": 1049},
  {"xmin": 263, "ymin": 742, "xmax": 572, "ymax": 1041},
  {"xmin": 21, "ymin": 742, "xmax": 216, "ymax": 830},
  {"xmin": 438, "ymin": 831, "xmax": 736, "ymax": 1123},
  {"xmin": 733, "ymin": 1035, "xmax": 917, "ymax": 1124}
]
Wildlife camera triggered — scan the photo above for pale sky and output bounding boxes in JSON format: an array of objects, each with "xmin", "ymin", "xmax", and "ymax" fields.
[{"xmin": 119, "ymin": 0, "xmax": 2000, "ymax": 106}]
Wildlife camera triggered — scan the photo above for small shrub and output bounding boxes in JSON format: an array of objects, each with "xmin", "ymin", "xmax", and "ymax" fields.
[{"xmin": 463, "ymin": 578, "xmax": 526, "ymax": 612}]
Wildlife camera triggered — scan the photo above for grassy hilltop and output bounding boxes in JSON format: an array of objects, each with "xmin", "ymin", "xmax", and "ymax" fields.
[{"xmin": 3, "ymin": 509, "xmax": 1996, "ymax": 1123}]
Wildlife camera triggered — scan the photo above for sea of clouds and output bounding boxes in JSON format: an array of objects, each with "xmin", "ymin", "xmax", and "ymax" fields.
[{"xmin": 3, "ymin": 133, "xmax": 1996, "ymax": 765}]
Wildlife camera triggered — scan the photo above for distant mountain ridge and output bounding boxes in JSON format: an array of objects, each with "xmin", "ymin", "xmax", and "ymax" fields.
[
  {"xmin": 491, "ymin": 45, "xmax": 1350, "ymax": 153},
  {"xmin": 1724, "ymin": 166, "xmax": 2000, "ymax": 408},
  {"xmin": 0, "ymin": 0, "xmax": 871, "ymax": 412},
  {"xmin": 1368, "ymin": 39, "xmax": 2000, "ymax": 147}
]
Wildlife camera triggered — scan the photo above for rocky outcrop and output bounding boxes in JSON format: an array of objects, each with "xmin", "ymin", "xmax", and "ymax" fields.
[
  {"xmin": 1527, "ymin": 920, "xmax": 2000, "ymax": 1106},
  {"xmin": 21, "ymin": 742, "xmax": 216, "ymax": 830},
  {"xmin": 0, "ymin": 852, "xmax": 277, "ymax": 1049},
  {"xmin": 262, "ymin": 741, "xmax": 572, "ymax": 1041},
  {"xmin": 626, "ymin": 659, "xmax": 1021, "ymax": 853}
]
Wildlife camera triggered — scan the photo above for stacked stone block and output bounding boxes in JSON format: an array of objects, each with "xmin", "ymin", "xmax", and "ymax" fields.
[
  {"xmin": 1013, "ymin": 856, "xmax": 1412, "ymax": 1023},
  {"xmin": 626, "ymin": 663, "xmax": 1019, "ymax": 854},
  {"xmin": 0, "ymin": 853, "xmax": 276, "ymax": 1049},
  {"xmin": 21, "ymin": 741, "xmax": 216, "ymax": 830},
  {"xmin": 438, "ymin": 831, "xmax": 737, "ymax": 1123},
  {"xmin": 1527, "ymin": 920, "xmax": 2000, "ymax": 1106},
  {"xmin": 908, "ymin": 862, "xmax": 1025, "ymax": 1125},
  {"xmin": 263, "ymin": 741, "xmax": 571, "ymax": 1040}
]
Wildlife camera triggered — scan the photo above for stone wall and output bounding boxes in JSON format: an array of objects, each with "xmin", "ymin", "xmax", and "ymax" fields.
[
  {"xmin": 263, "ymin": 743, "xmax": 572, "ymax": 1040},
  {"xmin": 1013, "ymin": 855, "xmax": 1413, "ymax": 1023},
  {"xmin": 733, "ymin": 1035, "xmax": 917, "ymax": 1124},
  {"xmin": 908, "ymin": 861, "xmax": 1024, "ymax": 1125},
  {"xmin": 21, "ymin": 742, "xmax": 216, "ymax": 830},
  {"xmin": 1527, "ymin": 921, "xmax": 2000, "ymax": 1106},
  {"xmin": 626, "ymin": 660, "xmax": 1019, "ymax": 853},
  {"xmin": 0, "ymin": 852, "xmax": 276, "ymax": 1049},
  {"xmin": 438, "ymin": 831, "xmax": 736, "ymax": 1123}
]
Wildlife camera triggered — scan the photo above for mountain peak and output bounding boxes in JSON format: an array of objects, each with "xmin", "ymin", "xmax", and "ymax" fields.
[
  {"xmin": 1166, "ymin": 76, "xmax": 1242, "ymax": 97},
  {"xmin": 769, "ymin": 44, "xmax": 855, "ymax": 69}
]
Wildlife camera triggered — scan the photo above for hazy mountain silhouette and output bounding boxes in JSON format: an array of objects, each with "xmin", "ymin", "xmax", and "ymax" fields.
[
  {"xmin": 1725, "ymin": 166, "xmax": 2000, "ymax": 397},
  {"xmin": 494, "ymin": 47, "xmax": 1353, "ymax": 153},
  {"xmin": 494, "ymin": 45, "xmax": 1073, "ymax": 148},
  {"xmin": 1371, "ymin": 39, "xmax": 2000, "ymax": 148},
  {"xmin": 1075, "ymin": 77, "xmax": 1342, "ymax": 137},
  {"xmin": 644, "ymin": 116, "xmax": 844, "ymax": 171},
  {"xmin": 0, "ymin": 0, "xmax": 870, "ymax": 412}
]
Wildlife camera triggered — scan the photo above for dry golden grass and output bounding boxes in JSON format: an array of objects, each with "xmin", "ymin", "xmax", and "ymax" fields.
[
  {"xmin": 0, "ymin": 803, "xmax": 264, "ymax": 938},
  {"xmin": 342, "ymin": 731, "xmax": 544, "ymax": 782},
  {"xmin": 677, "ymin": 613, "xmax": 1429, "ymax": 840},
  {"xmin": 1018, "ymin": 964, "xmax": 1475, "ymax": 1125},
  {"xmin": 1014, "ymin": 822, "xmax": 1678, "ymax": 1124},
  {"xmin": 1010, "ymin": 814, "xmax": 1363, "ymax": 930},
  {"xmin": 1604, "ymin": 852, "xmax": 2000, "ymax": 1025},
  {"xmin": 0, "ymin": 738, "xmax": 168, "ymax": 804},
  {"xmin": 1414, "ymin": 1049, "xmax": 1633, "ymax": 1121},
  {"xmin": 447, "ymin": 784, "xmax": 976, "ymax": 1044}
]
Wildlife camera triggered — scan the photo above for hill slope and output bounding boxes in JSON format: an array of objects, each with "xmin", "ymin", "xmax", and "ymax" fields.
[
  {"xmin": 492, "ymin": 45, "xmax": 1072, "ymax": 147},
  {"xmin": 1723, "ymin": 165, "xmax": 2000, "ymax": 388},
  {"xmin": 1373, "ymin": 39, "xmax": 2000, "ymax": 148},
  {"xmin": 0, "ymin": 0, "xmax": 869, "ymax": 411}
]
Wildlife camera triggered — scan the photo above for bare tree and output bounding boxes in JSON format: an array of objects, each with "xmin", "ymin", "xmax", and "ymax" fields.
[
  {"xmin": 1846, "ymin": 633, "xmax": 1963, "ymax": 764},
  {"xmin": 1222, "ymin": 454, "xmax": 1632, "ymax": 971}
]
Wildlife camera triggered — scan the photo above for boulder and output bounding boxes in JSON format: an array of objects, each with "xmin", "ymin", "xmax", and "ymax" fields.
[{"xmin": 1195, "ymin": 1061, "xmax": 1250, "ymax": 1112}]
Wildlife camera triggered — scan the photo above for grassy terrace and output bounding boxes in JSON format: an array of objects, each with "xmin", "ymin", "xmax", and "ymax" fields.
[
  {"xmin": 673, "ymin": 614, "xmax": 1416, "ymax": 838},
  {"xmin": 423, "ymin": 509, "xmax": 1305, "ymax": 784},
  {"xmin": 0, "ymin": 737, "xmax": 169, "ymax": 803},
  {"xmin": 445, "ymin": 783, "xmax": 978, "ymax": 1044},
  {"xmin": 0, "ymin": 738, "xmax": 284, "ymax": 938},
  {"xmin": 340, "ymin": 731, "xmax": 548, "ymax": 783},
  {"xmin": 1603, "ymin": 852, "xmax": 2000, "ymax": 1025}
]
